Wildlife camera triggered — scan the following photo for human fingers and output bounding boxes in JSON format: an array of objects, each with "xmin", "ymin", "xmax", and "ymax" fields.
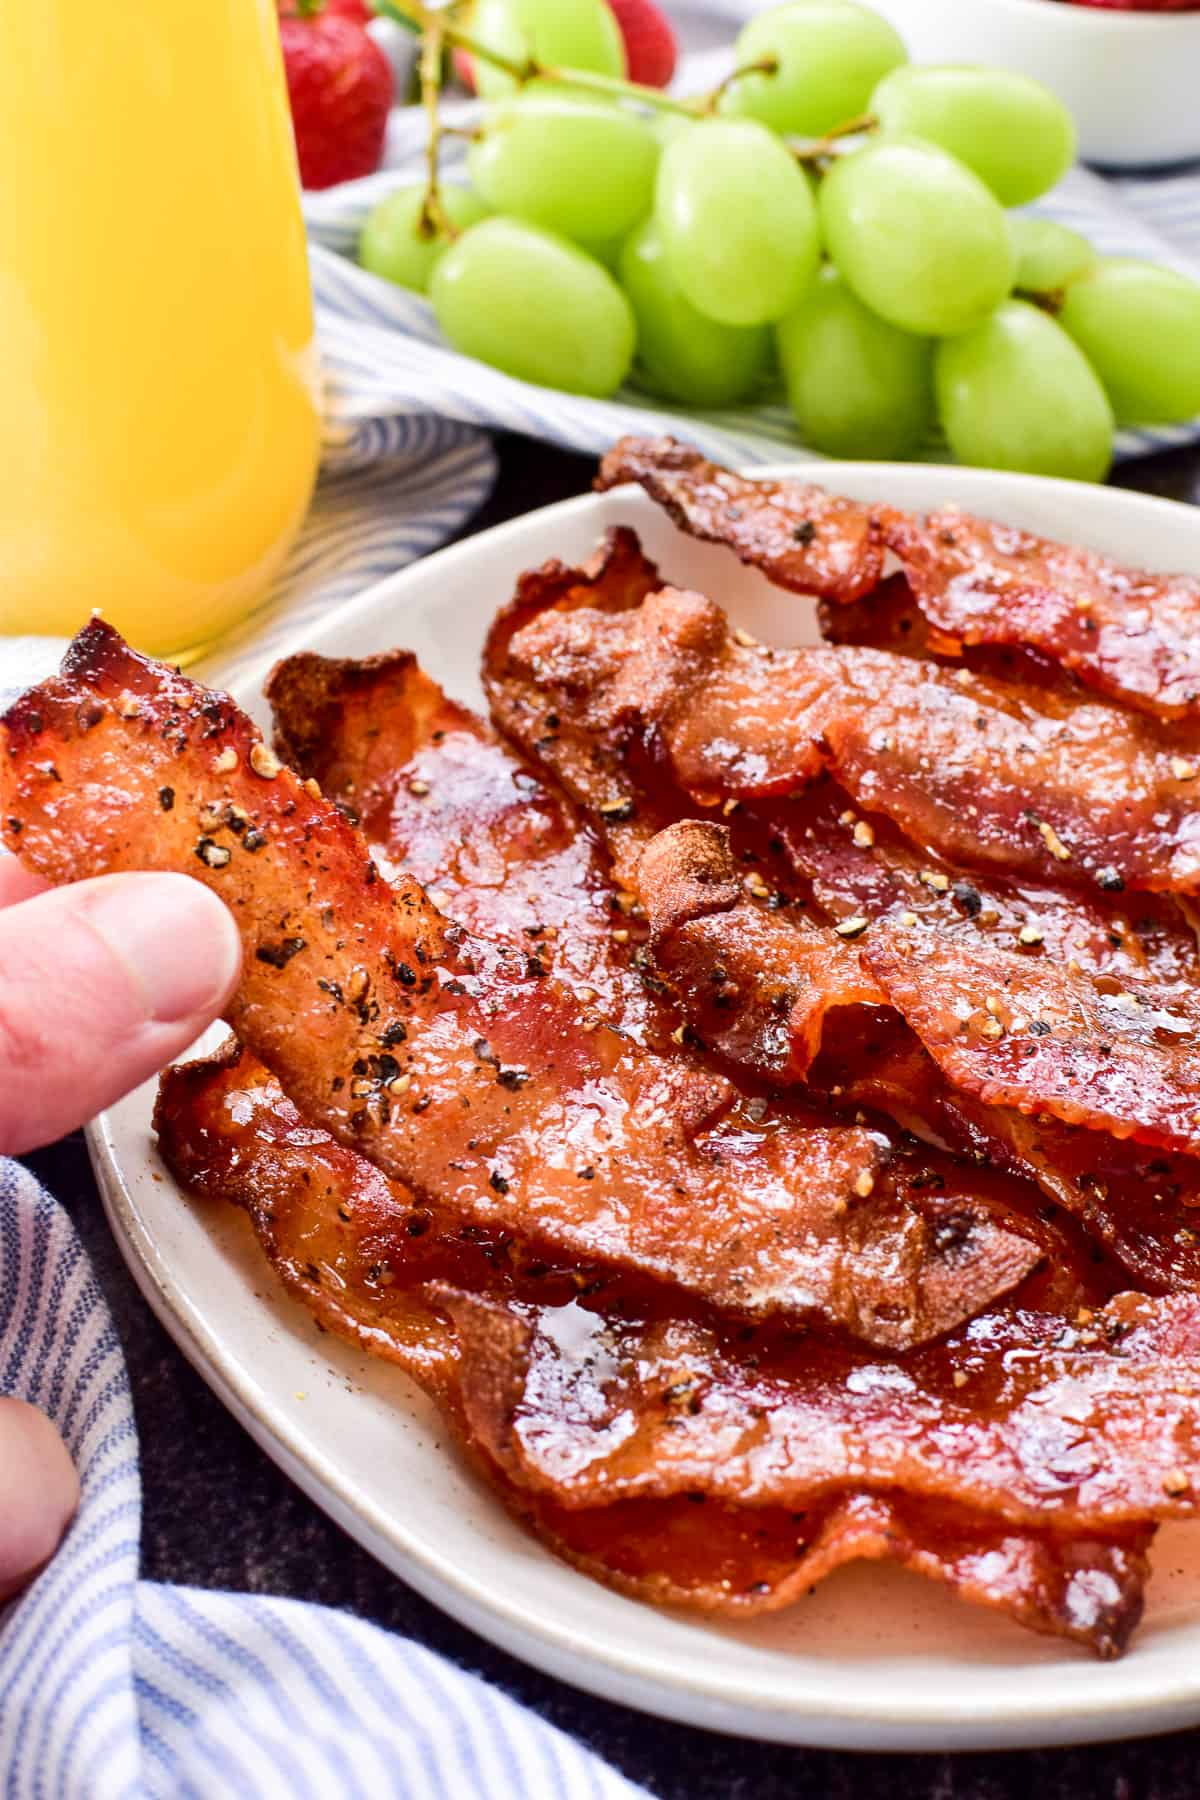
[
  {"xmin": 0, "ymin": 871, "xmax": 241, "ymax": 1154},
  {"xmin": 0, "ymin": 1399, "xmax": 79, "ymax": 1601}
]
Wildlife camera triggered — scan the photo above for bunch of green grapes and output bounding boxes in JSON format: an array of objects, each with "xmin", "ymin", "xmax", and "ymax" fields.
[{"xmin": 358, "ymin": 0, "xmax": 1200, "ymax": 480}]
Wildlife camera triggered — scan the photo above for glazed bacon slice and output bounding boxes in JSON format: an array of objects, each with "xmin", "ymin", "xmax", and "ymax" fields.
[
  {"xmin": 1, "ymin": 620, "xmax": 1046, "ymax": 1347},
  {"xmin": 818, "ymin": 570, "xmax": 1085, "ymax": 696},
  {"xmin": 447, "ymin": 1283, "xmax": 1200, "ymax": 1537},
  {"xmin": 265, "ymin": 646, "xmax": 661, "ymax": 1046},
  {"xmin": 528, "ymin": 1487, "xmax": 1151, "ymax": 1655},
  {"xmin": 866, "ymin": 928, "xmax": 1200, "ymax": 1158},
  {"xmin": 600, "ymin": 435, "xmax": 1200, "ymax": 723},
  {"xmin": 780, "ymin": 781, "xmax": 1200, "ymax": 992},
  {"xmin": 497, "ymin": 581, "xmax": 1200, "ymax": 895},
  {"xmin": 596, "ymin": 435, "xmax": 888, "ymax": 604},
  {"xmin": 632, "ymin": 821, "xmax": 1200, "ymax": 1291},
  {"xmin": 887, "ymin": 507, "xmax": 1200, "ymax": 722},
  {"xmin": 483, "ymin": 526, "xmax": 679, "ymax": 892},
  {"xmin": 154, "ymin": 1044, "xmax": 1149, "ymax": 1653},
  {"xmin": 637, "ymin": 819, "xmax": 884, "ymax": 1081}
]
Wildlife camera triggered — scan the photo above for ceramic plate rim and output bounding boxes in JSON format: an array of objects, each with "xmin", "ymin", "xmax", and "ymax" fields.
[{"xmin": 88, "ymin": 461, "xmax": 1200, "ymax": 1750}]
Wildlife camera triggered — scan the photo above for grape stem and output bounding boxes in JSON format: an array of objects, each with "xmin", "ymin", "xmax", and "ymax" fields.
[
  {"xmin": 372, "ymin": 0, "xmax": 702, "ymax": 115},
  {"xmin": 416, "ymin": 12, "xmax": 450, "ymax": 240},
  {"xmin": 701, "ymin": 56, "xmax": 780, "ymax": 115},
  {"xmin": 792, "ymin": 111, "xmax": 878, "ymax": 166}
]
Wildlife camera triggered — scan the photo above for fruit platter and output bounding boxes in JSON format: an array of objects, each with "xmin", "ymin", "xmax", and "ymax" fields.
[{"xmin": 279, "ymin": 0, "xmax": 1200, "ymax": 481}]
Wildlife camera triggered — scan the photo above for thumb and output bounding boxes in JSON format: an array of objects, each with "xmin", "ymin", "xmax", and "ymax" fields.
[
  {"xmin": 0, "ymin": 1399, "xmax": 79, "ymax": 1600},
  {"xmin": 0, "ymin": 872, "xmax": 242, "ymax": 1154}
]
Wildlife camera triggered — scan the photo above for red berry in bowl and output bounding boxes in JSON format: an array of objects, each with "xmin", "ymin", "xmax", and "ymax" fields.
[{"xmin": 1058, "ymin": 1, "xmax": 1198, "ymax": 10}]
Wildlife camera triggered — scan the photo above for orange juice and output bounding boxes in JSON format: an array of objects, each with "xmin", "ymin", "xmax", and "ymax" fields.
[{"xmin": 0, "ymin": 0, "xmax": 321, "ymax": 657}]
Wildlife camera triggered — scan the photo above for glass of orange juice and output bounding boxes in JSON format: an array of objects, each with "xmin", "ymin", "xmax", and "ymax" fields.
[{"xmin": 0, "ymin": 0, "xmax": 322, "ymax": 659}]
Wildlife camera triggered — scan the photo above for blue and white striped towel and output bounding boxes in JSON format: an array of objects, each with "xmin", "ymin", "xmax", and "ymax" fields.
[{"xmin": 0, "ymin": 1159, "xmax": 645, "ymax": 1799}]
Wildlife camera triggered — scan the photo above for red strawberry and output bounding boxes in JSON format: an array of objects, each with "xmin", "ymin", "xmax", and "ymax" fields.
[
  {"xmin": 1061, "ymin": 0, "xmax": 1197, "ymax": 9},
  {"xmin": 607, "ymin": 0, "xmax": 676, "ymax": 86},
  {"xmin": 278, "ymin": 2, "xmax": 393, "ymax": 190}
]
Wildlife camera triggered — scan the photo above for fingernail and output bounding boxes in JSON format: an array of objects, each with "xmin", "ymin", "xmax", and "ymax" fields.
[{"xmin": 81, "ymin": 873, "xmax": 242, "ymax": 1023}]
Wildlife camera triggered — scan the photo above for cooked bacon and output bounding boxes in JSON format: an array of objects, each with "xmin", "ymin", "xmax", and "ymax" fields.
[
  {"xmin": 888, "ymin": 507, "xmax": 1200, "ymax": 722},
  {"xmin": 484, "ymin": 527, "xmax": 682, "ymax": 891},
  {"xmin": 813, "ymin": 1011, "xmax": 1200, "ymax": 1296},
  {"xmin": 866, "ymin": 927, "xmax": 1200, "ymax": 1157},
  {"xmin": 598, "ymin": 436, "xmax": 1200, "ymax": 723},
  {"xmin": 780, "ymin": 781, "xmax": 1200, "ymax": 991},
  {"xmin": 266, "ymin": 646, "xmax": 660, "ymax": 1046},
  {"xmin": 527, "ymin": 1487, "xmax": 1150, "ymax": 1655},
  {"xmin": 155, "ymin": 1043, "xmax": 1148, "ymax": 1652},
  {"xmin": 638, "ymin": 819, "xmax": 883, "ymax": 1081},
  {"xmin": 633, "ymin": 820, "xmax": 1200, "ymax": 1292},
  {"xmin": 447, "ymin": 1282, "xmax": 1200, "ymax": 1535},
  {"xmin": 819, "ymin": 571, "xmax": 1082, "ymax": 695},
  {"xmin": 498, "ymin": 582, "xmax": 1200, "ymax": 895},
  {"xmin": 595, "ymin": 435, "xmax": 888, "ymax": 604},
  {"xmin": 2, "ymin": 620, "xmax": 1044, "ymax": 1346}
]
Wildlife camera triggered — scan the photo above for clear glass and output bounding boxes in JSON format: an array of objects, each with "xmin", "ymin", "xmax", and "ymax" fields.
[{"xmin": 0, "ymin": 0, "xmax": 322, "ymax": 658}]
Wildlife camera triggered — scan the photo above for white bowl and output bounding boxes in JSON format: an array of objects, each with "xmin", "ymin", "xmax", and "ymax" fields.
[{"xmin": 874, "ymin": 0, "xmax": 1200, "ymax": 168}]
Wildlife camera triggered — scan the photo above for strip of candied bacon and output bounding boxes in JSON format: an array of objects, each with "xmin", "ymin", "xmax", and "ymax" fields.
[
  {"xmin": 598, "ymin": 435, "xmax": 1200, "ymax": 725},
  {"xmin": 887, "ymin": 507, "xmax": 1200, "ymax": 722},
  {"xmin": 497, "ymin": 581, "xmax": 1200, "ymax": 895},
  {"xmin": 779, "ymin": 780, "xmax": 1200, "ymax": 992},
  {"xmin": 637, "ymin": 819, "xmax": 884, "ymax": 1080},
  {"xmin": 814, "ymin": 1008, "xmax": 1200, "ymax": 1297},
  {"xmin": 483, "ymin": 527, "xmax": 687, "ymax": 892},
  {"xmin": 446, "ymin": 1281, "xmax": 1200, "ymax": 1535},
  {"xmin": 531, "ymin": 1488, "xmax": 1151, "ymax": 1656},
  {"xmin": 595, "ymin": 435, "xmax": 888, "ymax": 604},
  {"xmin": 818, "ymin": 570, "xmax": 1082, "ymax": 695},
  {"xmin": 266, "ymin": 644, "xmax": 662, "ymax": 1047},
  {"xmin": 155, "ymin": 1043, "xmax": 1147, "ymax": 1653},
  {"xmin": 636, "ymin": 819, "xmax": 1200, "ymax": 1291},
  {"xmin": 865, "ymin": 927, "xmax": 1200, "ymax": 1158},
  {"xmin": 2, "ymin": 619, "xmax": 1044, "ymax": 1347}
]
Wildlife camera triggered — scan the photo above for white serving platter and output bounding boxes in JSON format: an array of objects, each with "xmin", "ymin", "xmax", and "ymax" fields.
[{"xmin": 89, "ymin": 461, "xmax": 1200, "ymax": 1750}]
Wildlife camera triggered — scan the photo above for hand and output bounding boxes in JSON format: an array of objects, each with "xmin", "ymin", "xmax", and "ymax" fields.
[{"xmin": 0, "ymin": 858, "xmax": 241, "ymax": 1599}]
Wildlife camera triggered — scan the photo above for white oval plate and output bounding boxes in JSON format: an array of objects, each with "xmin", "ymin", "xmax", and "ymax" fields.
[{"xmin": 89, "ymin": 463, "xmax": 1200, "ymax": 1750}]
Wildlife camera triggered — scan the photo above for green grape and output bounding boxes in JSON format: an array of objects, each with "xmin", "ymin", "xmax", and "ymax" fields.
[
  {"xmin": 1009, "ymin": 217, "xmax": 1097, "ymax": 297},
  {"xmin": 820, "ymin": 137, "xmax": 1014, "ymax": 337},
  {"xmin": 776, "ymin": 264, "xmax": 932, "ymax": 459},
  {"xmin": 431, "ymin": 218, "xmax": 635, "ymax": 397},
  {"xmin": 935, "ymin": 299, "xmax": 1114, "ymax": 482},
  {"xmin": 719, "ymin": 1, "xmax": 907, "ymax": 138},
  {"xmin": 358, "ymin": 184, "xmax": 491, "ymax": 294},
  {"xmin": 870, "ymin": 67, "xmax": 1075, "ymax": 207},
  {"xmin": 1057, "ymin": 258, "xmax": 1200, "ymax": 425},
  {"xmin": 468, "ymin": 99, "xmax": 658, "ymax": 243},
  {"xmin": 620, "ymin": 219, "xmax": 772, "ymax": 407},
  {"xmin": 467, "ymin": 0, "xmax": 625, "ymax": 102},
  {"xmin": 655, "ymin": 119, "xmax": 820, "ymax": 327}
]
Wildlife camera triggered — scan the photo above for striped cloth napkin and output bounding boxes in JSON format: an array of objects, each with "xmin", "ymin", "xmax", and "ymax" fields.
[{"xmin": 0, "ymin": 1159, "xmax": 645, "ymax": 1799}]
